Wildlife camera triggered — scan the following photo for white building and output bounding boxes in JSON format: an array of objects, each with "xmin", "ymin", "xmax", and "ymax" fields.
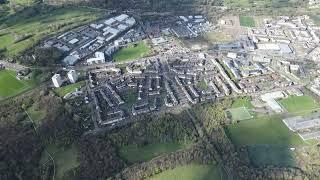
[
  {"xmin": 67, "ymin": 70, "xmax": 78, "ymax": 84},
  {"xmin": 52, "ymin": 74, "xmax": 63, "ymax": 88},
  {"xmin": 87, "ymin": 52, "xmax": 106, "ymax": 65}
]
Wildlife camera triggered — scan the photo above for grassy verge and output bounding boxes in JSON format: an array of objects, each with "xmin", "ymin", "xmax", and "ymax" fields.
[
  {"xmin": 113, "ymin": 41, "xmax": 150, "ymax": 62},
  {"xmin": 149, "ymin": 164, "xmax": 226, "ymax": 180},
  {"xmin": 53, "ymin": 81, "xmax": 85, "ymax": 97},
  {"xmin": 119, "ymin": 143, "xmax": 191, "ymax": 163}
]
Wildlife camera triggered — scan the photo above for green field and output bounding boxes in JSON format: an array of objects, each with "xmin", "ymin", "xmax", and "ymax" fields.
[
  {"xmin": 0, "ymin": 69, "xmax": 37, "ymax": 99},
  {"xmin": 224, "ymin": 0, "xmax": 298, "ymax": 8},
  {"xmin": 279, "ymin": 95, "xmax": 320, "ymax": 115},
  {"xmin": 239, "ymin": 16, "xmax": 255, "ymax": 27},
  {"xmin": 248, "ymin": 145, "xmax": 296, "ymax": 167},
  {"xmin": 120, "ymin": 143, "xmax": 190, "ymax": 163},
  {"xmin": 227, "ymin": 107, "xmax": 253, "ymax": 122},
  {"xmin": 149, "ymin": 164, "xmax": 226, "ymax": 180},
  {"xmin": 40, "ymin": 144, "xmax": 79, "ymax": 179},
  {"xmin": 231, "ymin": 97, "xmax": 254, "ymax": 109},
  {"xmin": 0, "ymin": 6, "xmax": 102, "ymax": 57},
  {"xmin": 225, "ymin": 115, "xmax": 305, "ymax": 147},
  {"xmin": 53, "ymin": 81, "xmax": 85, "ymax": 97},
  {"xmin": 121, "ymin": 89, "xmax": 138, "ymax": 107},
  {"xmin": 113, "ymin": 42, "xmax": 150, "ymax": 62},
  {"xmin": 196, "ymin": 80, "xmax": 209, "ymax": 91}
]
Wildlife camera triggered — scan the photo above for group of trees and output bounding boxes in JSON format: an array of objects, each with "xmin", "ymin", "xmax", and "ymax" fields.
[{"xmin": 108, "ymin": 113, "xmax": 198, "ymax": 147}]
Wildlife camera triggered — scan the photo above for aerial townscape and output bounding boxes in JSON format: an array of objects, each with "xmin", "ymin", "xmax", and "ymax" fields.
[{"xmin": 1, "ymin": 0, "xmax": 320, "ymax": 180}]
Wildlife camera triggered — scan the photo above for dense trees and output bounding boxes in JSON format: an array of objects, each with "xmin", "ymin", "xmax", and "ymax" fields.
[
  {"xmin": 108, "ymin": 113, "xmax": 198, "ymax": 147},
  {"xmin": 76, "ymin": 135, "xmax": 126, "ymax": 180},
  {"xmin": 0, "ymin": 123, "xmax": 43, "ymax": 180}
]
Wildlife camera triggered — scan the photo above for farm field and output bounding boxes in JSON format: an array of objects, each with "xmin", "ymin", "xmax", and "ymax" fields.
[
  {"xmin": 0, "ymin": 69, "xmax": 37, "ymax": 99},
  {"xmin": 119, "ymin": 143, "xmax": 190, "ymax": 163},
  {"xmin": 54, "ymin": 81, "xmax": 85, "ymax": 97},
  {"xmin": 149, "ymin": 164, "xmax": 227, "ymax": 180},
  {"xmin": 239, "ymin": 16, "xmax": 255, "ymax": 27},
  {"xmin": 0, "ymin": 6, "xmax": 103, "ymax": 57},
  {"xmin": 113, "ymin": 41, "xmax": 150, "ymax": 62},
  {"xmin": 279, "ymin": 95, "xmax": 320, "ymax": 115},
  {"xmin": 40, "ymin": 144, "xmax": 79, "ymax": 179},
  {"xmin": 225, "ymin": 115, "xmax": 305, "ymax": 147}
]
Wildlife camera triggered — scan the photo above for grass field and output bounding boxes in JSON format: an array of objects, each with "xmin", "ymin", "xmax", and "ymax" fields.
[
  {"xmin": 224, "ymin": 0, "xmax": 297, "ymax": 8},
  {"xmin": 113, "ymin": 41, "xmax": 150, "ymax": 62},
  {"xmin": 248, "ymin": 145, "xmax": 297, "ymax": 167},
  {"xmin": 0, "ymin": 6, "xmax": 102, "ymax": 57},
  {"xmin": 0, "ymin": 69, "xmax": 37, "ymax": 99},
  {"xmin": 203, "ymin": 32, "xmax": 233, "ymax": 43},
  {"xmin": 149, "ymin": 164, "xmax": 227, "ymax": 180},
  {"xmin": 231, "ymin": 97, "xmax": 254, "ymax": 109},
  {"xmin": 239, "ymin": 16, "xmax": 255, "ymax": 27},
  {"xmin": 120, "ymin": 143, "xmax": 190, "ymax": 163},
  {"xmin": 227, "ymin": 107, "xmax": 253, "ymax": 122},
  {"xmin": 279, "ymin": 95, "xmax": 320, "ymax": 115},
  {"xmin": 225, "ymin": 115, "xmax": 305, "ymax": 147},
  {"xmin": 54, "ymin": 81, "xmax": 85, "ymax": 97},
  {"xmin": 122, "ymin": 89, "xmax": 137, "ymax": 107},
  {"xmin": 40, "ymin": 144, "xmax": 79, "ymax": 179}
]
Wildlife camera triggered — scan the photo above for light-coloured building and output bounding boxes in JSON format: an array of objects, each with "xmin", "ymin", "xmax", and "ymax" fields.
[
  {"xmin": 67, "ymin": 70, "xmax": 78, "ymax": 83},
  {"xmin": 52, "ymin": 74, "xmax": 63, "ymax": 88},
  {"xmin": 87, "ymin": 52, "xmax": 106, "ymax": 65}
]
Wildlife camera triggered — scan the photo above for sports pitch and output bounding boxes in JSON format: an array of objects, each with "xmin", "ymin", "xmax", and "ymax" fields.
[
  {"xmin": 226, "ymin": 106, "xmax": 253, "ymax": 122},
  {"xmin": 0, "ymin": 70, "xmax": 31, "ymax": 99}
]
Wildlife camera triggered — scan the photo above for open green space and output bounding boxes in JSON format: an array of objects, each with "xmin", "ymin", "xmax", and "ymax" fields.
[
  {"xmin": 239, "ymin": 16, "xmax": 255, "ymax": 27},
  {"xmin": 149, "ymin": 164, "xmax": 226, "ymax": 180},
  {"xmin": 113, "ymin": 41, "xmax": 150, "ymax": 62},
  {"xmin": 196, "ymin": 80, "xmax": 209, "ymax": 91},
  {"xmin": 54, "ymin": 81, "xmax": 85, "ymax": 97},
  {"xmin": 0, "ymin": 6, "xmax": 102, "ymax": 57},
  {"xmin": 121, "ymin": 88, "xmax": 137, "ymax": 107},
  {"xmin": 27, "ymin": 105, "xmax": 46, "ymax": 126},
  {"xmin": 0, "ymin": 69, "xmax": 37, "ymax": 99},
  {"xmin": 225, "ymin": 115, "xmax": 305, "ymax": 147},
  {"xmin": 119, "ymin": 143, "xmax": 190, "ymax": 163},
  {"xmin": 279, "ymin": 95, "xmax": 320, "ymax": 115},
  {"xmin": 248, "ymin": 145, "xmax": 297, "ymax": 167},
  {"xmin": 203, "ymin": 32, "xmax": 233, "ymax": 43},
  {"xmin": 40, "ymin": 144, "xmax": 79, "ymax": 179},
  {"xmin": 224, "ymin": 0, "xmax": 299, "ymax": 8},
  {"xmin": 231, "ymin": 97, "xmax": 253, "ymax": 109},
  {"xmin": 227, "ymin": 107, "xmax": 253, "ymax": 122}
]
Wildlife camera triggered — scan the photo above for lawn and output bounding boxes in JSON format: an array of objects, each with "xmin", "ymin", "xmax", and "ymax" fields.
[
  {"xmin": 121, "ymin": 89, "xmax": 138, "ymax": 107},
  {"xmin": 0, "ymin": 69, "xmax": 36, "ymax": 99},
  {"xmin": 54, "ymin": 81, "xmax": 85, "ymax": 97},
  {"xmin": 113, "ymin": 41, "xmax": 150, "ymax": 62},
  {"xmin": 149, "ymin": 164, "xmax": 226, "ymax": 180},
  {"xmin": 279, "ymin": 95, "xmax": 320, "ymax": 115},
  {"xmin": 239, "ymin": 16, "xmax": 255, "ymax": 27},
  {"xmin": 0, "ymin": 6, "xmax": 102, "ymax": 57},
  {"xmin": 119, "ymin": 143, "xmax": 190, "ymax": 163},
  {"xmin": 40, "ymin": 144, "xmax": 79, "ymax": 179},
  {"xmin": 225, "ymin": 115, "xmax": 305, "ymax": 147},
  {"xmin": 196, "ymin": 80, "xmax": 209, "ymax": 91},
  {"xmin": 248, "ymin": 144, "xmax": 297, "ymax": 167},
  {"xmin": 231, "ymin": 97, "xmax": 254, "ymax": 109}
]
